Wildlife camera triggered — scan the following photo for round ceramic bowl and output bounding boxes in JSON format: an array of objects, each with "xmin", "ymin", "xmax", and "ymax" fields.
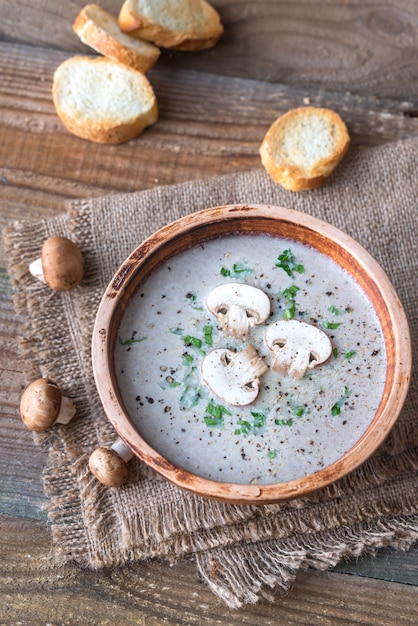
[{"xmin": 92, "ymin": 204, "xmax": 411, "ymax": 504}]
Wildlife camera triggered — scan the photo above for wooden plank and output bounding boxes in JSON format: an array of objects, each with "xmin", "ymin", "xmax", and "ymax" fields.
[
  {"xmin": 162, "ymin": 0, "xmax": 418, "ymax": 102},
  {"xmin": 0, "ymin": 271, "xmax": 48, "ymax": 517},
  {"xmin": 2, "ymin": 1, "xmax": 418, "ymax": 101},
  {"xmin": 334, "ymin": 544, "xmax": 418, "ymax": 586},
  {"xmin": 0, "ymin": 407, "xmax": 47, "ymax": 518},
  {"xmin": 1, "ymin": 515, "xmax": 418, "ymax": 625}
]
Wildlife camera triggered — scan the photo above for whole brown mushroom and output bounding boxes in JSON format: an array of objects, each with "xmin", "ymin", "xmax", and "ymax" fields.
[
  {"xmin": 29, "ymin": 236, "xmax": 84, "ymax": 291},
  {"xmin": 89, "ymin": 439, "xmax": 134, "ymax": 487},
  {"xmin": 20, "ymin": 378, "xmax": 76, "ymax": 433}
]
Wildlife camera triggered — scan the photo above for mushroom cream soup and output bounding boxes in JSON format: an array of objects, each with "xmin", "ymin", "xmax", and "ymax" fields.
[{"xmin": 115, "ymin": 235, "xmax": 386, "ymax": 485}]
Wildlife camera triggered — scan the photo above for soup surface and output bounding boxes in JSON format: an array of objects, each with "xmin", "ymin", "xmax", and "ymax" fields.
[{"xmin": 115, "ymin": 234, "xmax": 386, "ymax": 484}]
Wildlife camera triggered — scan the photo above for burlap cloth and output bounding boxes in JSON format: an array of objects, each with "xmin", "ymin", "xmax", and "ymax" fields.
[{"xmin": 4, "ymin": 138, "xmax": 418, "ymax": 608}]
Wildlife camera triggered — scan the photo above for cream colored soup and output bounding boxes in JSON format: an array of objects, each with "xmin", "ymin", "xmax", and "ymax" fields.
[{"xmin": 115, "ymin": 234, "xmax": 386, "ymax": 484}]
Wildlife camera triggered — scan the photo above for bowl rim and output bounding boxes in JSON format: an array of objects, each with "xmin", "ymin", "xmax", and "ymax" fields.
[{"xmin": 92, "ymin": 204, "xmax": 411, "ymax": 504}]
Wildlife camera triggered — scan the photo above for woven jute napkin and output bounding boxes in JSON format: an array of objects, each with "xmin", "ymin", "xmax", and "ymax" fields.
[{"xmin": 4, "ymin": 138, "xmax": 418, "ymax": 607}]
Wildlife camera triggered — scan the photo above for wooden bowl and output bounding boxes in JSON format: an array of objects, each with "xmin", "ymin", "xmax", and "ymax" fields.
[{"xmin": 92, "ymin": 204, "xmax": 411, "ymax": 504}]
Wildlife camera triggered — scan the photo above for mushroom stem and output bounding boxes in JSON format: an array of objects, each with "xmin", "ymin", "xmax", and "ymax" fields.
[
  {"xmin": 228, "ymin": 344, "xmax": 269, "ymax": 386},
  {"xmin": 111, "ymin": 439, "xmax": 134, "ymax": 463},
  {"xmin": 29, "ymin": 258, "xmax": 46, "ymax": 283},
  {"xmin": 55, "ymin": 395, "xmax": 77, "ymax": 424},
  {"xmin": 220, "ymin": 303, "xmax": 250, "ymax": 339}
]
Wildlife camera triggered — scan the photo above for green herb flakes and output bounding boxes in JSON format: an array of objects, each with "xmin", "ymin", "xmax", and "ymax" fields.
[
  {"xmin": 234, "ymin": 410, "xmax": 269, "ymax": 436},
  {"xmin": 251, "ymin": 411, "xmax": 267, "ymax": 429},
  {"xmin": 234, "ymin": 419, "xmax": 252, "ymax": 436},
  {"xmin": 344, "ymin": 350, "xmax": 357, "ymax": 359},
  {"xmin": 233, "ymin": 262, "xmax": 253, "ymax": 275},
  {"xmin": 282, "ymin": 285, "xmax": 300, "ymax": 300},
  {"xmin": 328, "ymin": 305, "xmax": 347, "ymax": 316},
  {"xmin": 204, "ymin": 325, "xmax": 213, "ymax": 346},
  {"xmin": 322, "ymin": 321, "xmax": 342, "ymax": 330},
  {"xmin": 331, "ymin": 386, "xmax": 352, "ymax": 416},
  {"xmin": 186, "ymin": 291, "xmax": 203, "ymax": 311},
  {"xmin": 118, "ymin": 335, "xmax": 147, "ymax": 346},
  {"xmin": 180, "ymin": 385, "xmax": 200, "ymax": 410},
  {"xmin": 183, "ymin": 335, "xmax": 203, "ymax": 348},
  {"xmin": 281, "ymin": 284, "xmax": 300, "ymax": 320},
  {"xmin": 275, "ymin": 418, "xmax": 293, "ymax": 426},
  {"xmin": 220, "ymin": 262, "xmax": 254, "ymax": 278},
  {"xmin": 268, "ymin": 449, "xmax": 277, "ymax": 459},
  {"xmin": 282, "ymin": 301, "xmax": 297, "ymax": 320},
  {"xmin": 275, "ymin": 249, "xmax": 305, "ymax": 277},
  {"xmin": 204, "ymin": 402, "xmax": 232, "ymax": 427},
  {"xmin": 292, "ymin": 405, "xmax": 305, "ymax": 417}
]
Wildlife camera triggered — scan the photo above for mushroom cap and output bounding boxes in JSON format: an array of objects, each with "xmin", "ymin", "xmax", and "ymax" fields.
[
  {"xmin": 20, "ymin": 378, "xmax": 62, "ymax": 432},
  {"xmin": 41, "ymin": 236, "xmax": 84, "ymax": 291},
  {"xmin": 265, "ymin": 319, "xmax": 332, "ymax": 379},
  {"xmin": 207, "ymin": 283, "xmax": 271, "ymax": 339},
  {"xmin": 201, "ymin": 344, "xmax": 268, "ymax": 406},
  {"xmin": 89, "ymin": 447, "xmax": 129, "ymax": 487}
]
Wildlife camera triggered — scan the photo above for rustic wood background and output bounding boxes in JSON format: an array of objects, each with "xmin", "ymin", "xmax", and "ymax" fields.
[{"xmin": 1, "ymin": 1, "xmax": 417, "ymax": 623}]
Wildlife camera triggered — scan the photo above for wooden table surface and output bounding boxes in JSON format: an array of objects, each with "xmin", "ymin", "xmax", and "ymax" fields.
[{"xmin": 1, "ymin": 1, "xmax": 418, "ymax": 624}]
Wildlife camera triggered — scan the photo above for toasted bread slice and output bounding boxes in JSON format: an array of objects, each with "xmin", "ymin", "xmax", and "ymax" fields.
[
  {"xmin": 118, "ymin": 0, "xmax": 223, "ymax": 51},
  {"xmin": 73, "ymin": 4, "xmax": 160, "ymax": 73},
  {"xmin": 259, "ymin": 107, "xmax": 350, "ymax": 191},
  {"xmin": 52, "ymin": 56, "xmax": 158, "ymax": 144}
]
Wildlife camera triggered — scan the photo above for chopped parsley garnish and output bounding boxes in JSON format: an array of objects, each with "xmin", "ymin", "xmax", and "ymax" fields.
[
  {"xmin": 282, "ymin": 300, "xmax": 297, "ymax": 320},
  {"xmin": 331, "ymin": 386, "xmax": 352, "ymax": 416},
  {"xmin": 282, "ymin": 285, "xmax": 300, "ymax": 300},
  {"xmin": 181, "ymin": 325, "xmax": 213, "ymax": 355},
  {"xmin": 118, "ymin": 335, "xmax": 147, "ymax": 346},
  {"xmin": 204, "ymin": 402, "xmax": 232, "ymax": 427},
  {"xmin": 344, "ymin": 350, "xmax": 357, "ymax": 359},
  {"xmin": 183, "ymin": 353, "xmax": 194, "ymax": 366},
  {"xmin": 186, "ymin": 291, "xmax": 203, "ymax": 311},
  {"xmin": 322, "ymin": 321, "xmax": 342, "ymax": 330},
  {"xmin": 328, "ymin": 305, "xmax": 347, "ymax": 316},
  {"xmin": 183, "ymin": 335, "xmax": 203, "ymax": 348},
  {"xmin": 180, "ymin": 385, "xmax": 201, "ymax": 409},
  {"xmin": 233, "ymin": 262, "xmax": 253, "ymax": 274},
  {"xmin": 275, "ymin": 418, "xmax": 293, "ymax": 426},
  {"xmin": 234, "ymin": 419, "xmax": 252, "ymax": 435},
  {"xmin": 178, "ymin": 364, "xmax": 205, "ymax": 409},
  {"xmin": 292, "ymin": 405, "xmax": 305, "ymax": 417},
  {"xmin": 275, "ymin": 249, "xmax": 305, "ymax": 277},
  {"xmin": 332, "ymin": 347, "xmax": 339, "ymax": 358},
  {"xmin": 268, "ymin": 449, "xmax": 277, "ymax": 459},
  {"xmin": 281, "ymin": 284, "xmax": 300, "ymax": 320},
  {"xmin": 234, "ymin": 410, "xmax": 268, "ymax": 436},
  {"xmin": 251, "ymin": 411, "xmax": 267, "ymax": 429},
  {"xmin": 220, "ymin": 262, "xmax": 254, "ymax": 278},
  {"xmin": 204, "ymin": 325, "xmax": 213, "ymax": 346}
]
